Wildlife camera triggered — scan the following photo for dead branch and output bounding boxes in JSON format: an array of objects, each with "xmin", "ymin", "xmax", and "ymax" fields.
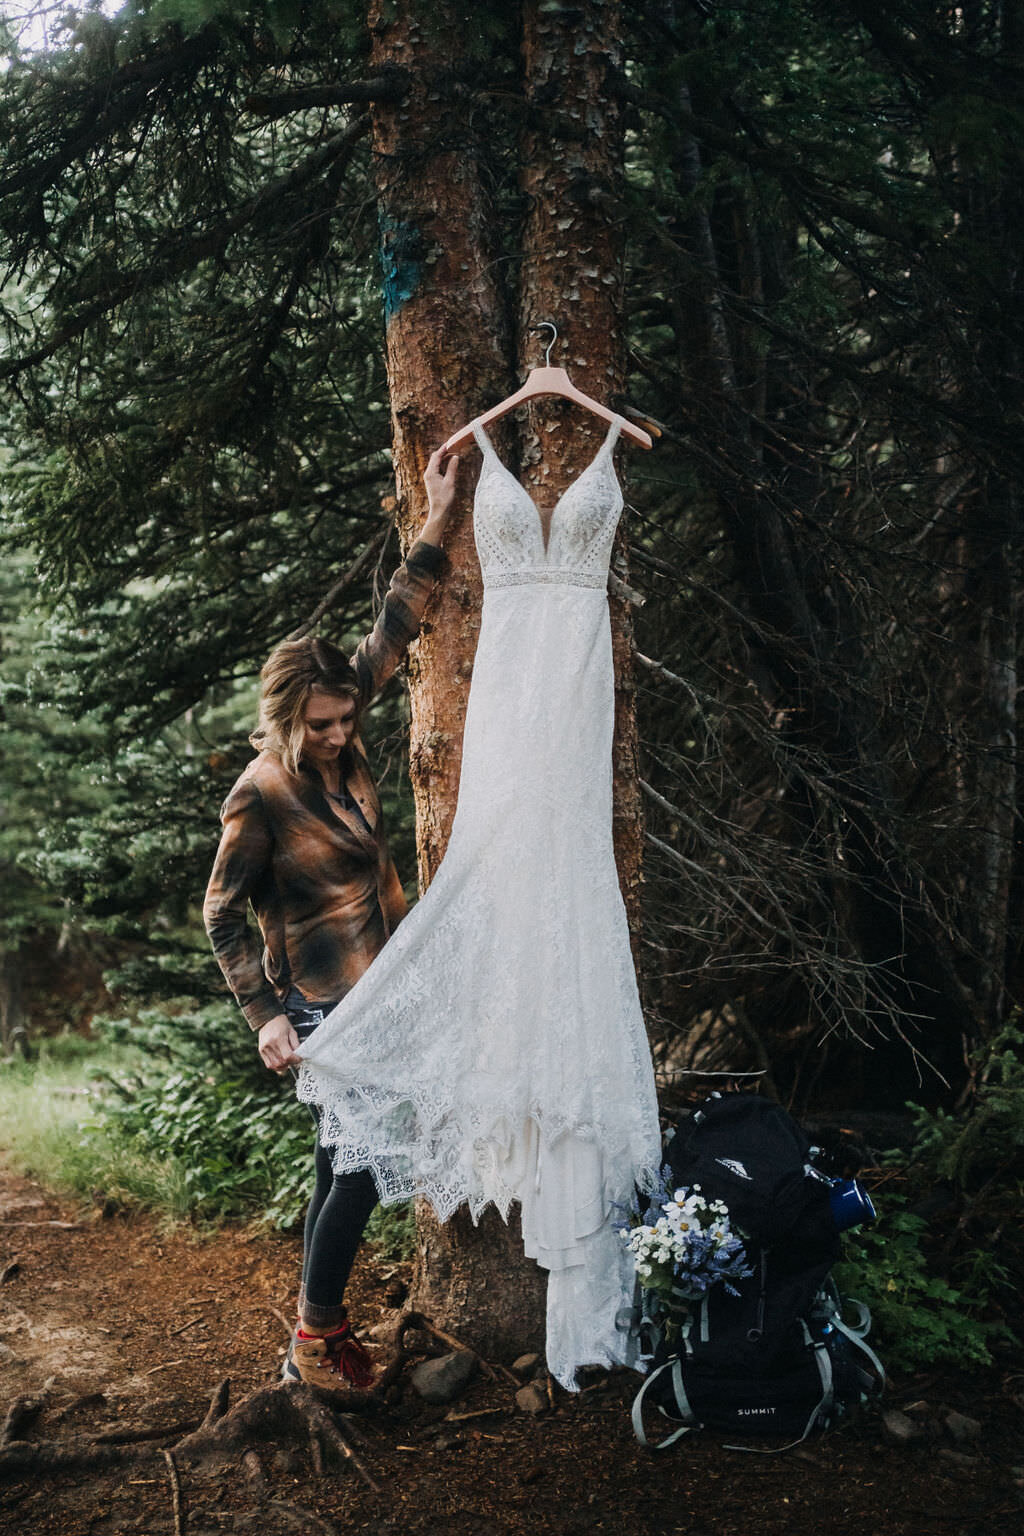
[
  {"xmin": 608, "ymin": 570, "xmax": 645, "ymax": 607},
  {"xmin": 144, "ymin": 1359, "xmax": 185, "ymax": 1376},
  {"xmin": 169, "ymin": 1314, "xmax": 206, "ymax": 1337},
  {"xmin": 243, "ymin": 73, "xmax": 410, "ymax": 118},
  {"xmin": 444, "ymin": 1406, "xmax": 506, "ymax": 1423},
  {"xmin": 0, "ymin": 1219, "xmax": 81, "ymax": 1229},
  {"xmin": 268, "ymin": 1305, "xmax": 295, "ymax": 1338},
  {"xmin": 287, "ymin": 527, "xmax": 389, "ymax": 641},
  {"xmin": 162, "ymin": 1448, "xmax": 185, "ymax": 1536},
  {"xmin": 395, "ymin": 1309, "xmax": 507, "ymax": 1383}
]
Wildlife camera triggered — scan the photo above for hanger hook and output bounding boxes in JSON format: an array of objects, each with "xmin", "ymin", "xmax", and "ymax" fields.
[{"xmin": 533, "ymin": 321, "xmax": 558, "ymax": 367}]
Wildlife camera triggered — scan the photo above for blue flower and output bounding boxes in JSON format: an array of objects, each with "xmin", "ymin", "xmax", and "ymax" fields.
[{"xmin": 624, "ymin": 1180, "xmax": 754, "ymax": 1318}]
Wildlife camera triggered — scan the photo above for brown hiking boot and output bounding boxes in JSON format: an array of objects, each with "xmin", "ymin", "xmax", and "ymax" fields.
[{"xmin": 288, "ymin": 1320, "xmax": 375, "ymax": 1392}]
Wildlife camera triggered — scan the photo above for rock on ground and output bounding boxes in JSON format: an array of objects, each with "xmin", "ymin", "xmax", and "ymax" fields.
[{"xmin": 409, "ymin": 1350, "xmax": 477, "ymax": 1405}]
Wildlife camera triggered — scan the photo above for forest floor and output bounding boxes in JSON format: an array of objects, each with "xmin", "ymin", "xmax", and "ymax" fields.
[{"xmin": 1, "ymin": 1162, "xmax": 1022, "ymax": 1536}]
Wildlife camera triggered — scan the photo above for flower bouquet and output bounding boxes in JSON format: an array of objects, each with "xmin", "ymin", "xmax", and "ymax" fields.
[{"xmin": 621, "ymin": 1169, "xmax": 753, "ymax": 1343}]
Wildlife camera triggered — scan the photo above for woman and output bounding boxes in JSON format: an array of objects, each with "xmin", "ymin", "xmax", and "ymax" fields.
[{"xmin": 203, "ymin": 447, "xmax": 459, "ymax": 1392}]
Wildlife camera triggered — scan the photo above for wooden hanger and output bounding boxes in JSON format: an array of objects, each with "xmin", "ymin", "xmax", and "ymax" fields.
[{"xmin": 442, "ymin": 324, "xmax": 654, "ymax": 454}]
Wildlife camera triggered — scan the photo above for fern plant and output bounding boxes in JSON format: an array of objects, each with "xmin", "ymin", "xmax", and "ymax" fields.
[
  {"xmin": 93, "ymin": 1005, "xmax": 316, "ymax": 1229},
  {"xmin": 834, "ymin": 1194, "xmax": 1013, "ymax": 1370}
]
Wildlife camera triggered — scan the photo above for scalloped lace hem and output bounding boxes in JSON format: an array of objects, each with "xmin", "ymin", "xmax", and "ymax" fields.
[{"xmin": 294, "ymin": 1065, "xmax": 658, "ymax": 1228}]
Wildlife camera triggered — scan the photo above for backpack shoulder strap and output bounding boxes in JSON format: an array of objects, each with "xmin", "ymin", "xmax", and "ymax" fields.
[
  {"xmin": 631, "ymin": 1357, "xmax": 698, "ymax": 1450},
  {"xmin": 824, "ymin": 1297, "xmax": 887, "ymax": 1387}
]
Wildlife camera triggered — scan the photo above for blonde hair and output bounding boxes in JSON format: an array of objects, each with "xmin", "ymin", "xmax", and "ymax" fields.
[{"xmin": 251, "ymin": 637, "xmax": 360, "ymax": 776}]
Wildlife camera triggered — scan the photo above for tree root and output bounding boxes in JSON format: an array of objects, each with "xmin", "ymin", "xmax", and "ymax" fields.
[
  {"xmin": 1, "ymin": 1395, "xmax": 43, "ymax": 1447},
  {"xmin": 0, "ymin": 1436, "xmax": 160, "ymax": 1478},
  {"xmin": 0, "ymin": 1382, "xmax": 376, "ymax": 1489},
  {"xmin": 0, "ymin": 1308, "xmax": 493, "ymax": 1495},
  {"xmin": 174, "ymin": 1381, "xmax": 380, "ymax": 1492}
]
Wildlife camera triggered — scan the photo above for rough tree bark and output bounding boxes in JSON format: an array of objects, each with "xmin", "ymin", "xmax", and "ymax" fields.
[
  {"xmin": 366, "ymin": 0, "xmax": 547, "ymax": 1357},
  {"xmin": 366, "ymin": 1, "xmax": 502, "ymax": 881},
  {"xmin": 366, "ymin": 0, "xmax": 643, "ymax": 1358}
]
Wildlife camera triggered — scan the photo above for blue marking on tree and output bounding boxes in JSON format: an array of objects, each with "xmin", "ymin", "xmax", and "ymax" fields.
[{"xmin": 379, "ymin": 216, "xmax": 424, "ymax": 322}]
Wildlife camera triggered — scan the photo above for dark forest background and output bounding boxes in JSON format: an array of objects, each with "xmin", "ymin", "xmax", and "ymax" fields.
[{"xmin": 2, "ymin": 0, "xmax": 1023, "ymax": 1126}]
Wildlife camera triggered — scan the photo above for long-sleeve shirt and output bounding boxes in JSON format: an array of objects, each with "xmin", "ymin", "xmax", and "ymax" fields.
[{"xmin": 203, "ymin": 539, "xmax": 444, "ymax": 1029}]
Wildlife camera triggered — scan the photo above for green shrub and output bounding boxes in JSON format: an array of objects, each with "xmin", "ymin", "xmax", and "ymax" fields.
[
  {"xmin": 834, "ymin": 1192, "xmax": 1011, "ymax": 1370},
  {"xmin": 834, "ymin": 1026, "xmax": 1024, "ymax": 1371},
  {"xmin": 91, "ymin": 1006, "xmax": 416, "ymax": 1250},
  {"xmin": 94, "ymin": 1005, "xmax": 316, "ymax": 1229},
  {"xmin": 909, "ymin": 1019, "xmax": 1024, "ymax": 1190}
]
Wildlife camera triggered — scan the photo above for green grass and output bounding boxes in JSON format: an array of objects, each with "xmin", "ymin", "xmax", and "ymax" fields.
[
  {"xmin": 0, "ymin": 1031, "xmax": 417, "ymax": 1258},
  {"xmin": 0, "ymin": 1032, "xmax": 195, "ymax": 1220}
]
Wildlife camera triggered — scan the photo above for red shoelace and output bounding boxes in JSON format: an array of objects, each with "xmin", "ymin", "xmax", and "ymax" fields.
[{"xmin": 299, "ymin": 1323, "xmax": 375, "ymax": 1389}]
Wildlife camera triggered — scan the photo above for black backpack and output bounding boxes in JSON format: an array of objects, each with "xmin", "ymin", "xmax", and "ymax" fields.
[{"xmin": 630, "ymin": 1093, "xmax": 884, "ymax": 1450}]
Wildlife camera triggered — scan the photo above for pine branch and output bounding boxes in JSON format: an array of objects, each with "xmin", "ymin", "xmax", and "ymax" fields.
[
  {"xmin": 0, "ymin": 29, "xmax": 225, "ymax": 202},
  {"xmin": 0, "ymin": 117, "xmax": 371, "ymax": 383},
  {"xmin": 242, "ymin": 71, "xmax": 411, "ymax": 117}
]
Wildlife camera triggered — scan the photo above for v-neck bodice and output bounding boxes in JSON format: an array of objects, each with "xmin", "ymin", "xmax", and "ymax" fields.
[{"xmin": 471, "ymin": 418, "xmax": 623, "ymax": 591}]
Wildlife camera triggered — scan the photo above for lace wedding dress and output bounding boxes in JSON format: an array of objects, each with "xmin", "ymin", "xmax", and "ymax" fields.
[{"xmin": 296, "ymin": 418, "xmax": 661, "ymax": 1387}]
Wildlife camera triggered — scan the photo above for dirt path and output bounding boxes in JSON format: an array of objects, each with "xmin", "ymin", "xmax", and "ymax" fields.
[{"xmin": 0, "ymin": 1165, "xmax": 1021, "ymax": 1536}]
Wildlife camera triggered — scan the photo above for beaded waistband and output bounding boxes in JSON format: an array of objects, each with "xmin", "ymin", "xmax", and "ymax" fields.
[{"xmin": 484, "ymin": 567, "xmax": 607, "ymax": 591}]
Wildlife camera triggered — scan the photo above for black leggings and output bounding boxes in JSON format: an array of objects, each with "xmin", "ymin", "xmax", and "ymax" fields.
[{"xmin": 290, "ymin": 1008, "xmax": 378, "ymax": 1332}]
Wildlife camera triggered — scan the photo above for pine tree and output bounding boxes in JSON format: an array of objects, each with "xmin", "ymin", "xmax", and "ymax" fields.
[{"xmin": 2, "ymin": 0, "xmax": 1023, "ymax": 1350}]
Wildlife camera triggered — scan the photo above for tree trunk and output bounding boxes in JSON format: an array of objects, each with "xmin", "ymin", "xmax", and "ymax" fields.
[
  {"xmin": 366, "ymin": 0, "xmax": 547, "ymax": 1357},
  {"xmin": 517, "ymin": 0, "xmax": 644, "ymax": 943},
  {"xmin": 0, "ymin": 947, "xmax": 28, "ymax": 1059},
  {"xmin": 367, "ymin": 0, "xmax": 643, "ymax": 1359},
  {"xmin": 366, "ymin": 0, "xmax": 506, "ymax": 887},
  {"xmin": 965, "ymin": 478, "xmax": 1019, "ymax": 1040},
  {"xmin": 958, "ymin": 1, "xmax": 1023, "ymax": 1041}
]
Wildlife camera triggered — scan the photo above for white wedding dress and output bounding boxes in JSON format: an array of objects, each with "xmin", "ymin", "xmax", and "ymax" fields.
[{"xmin": 296, "ymin": 418, "xmax": 661, "ymax": 1387}]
